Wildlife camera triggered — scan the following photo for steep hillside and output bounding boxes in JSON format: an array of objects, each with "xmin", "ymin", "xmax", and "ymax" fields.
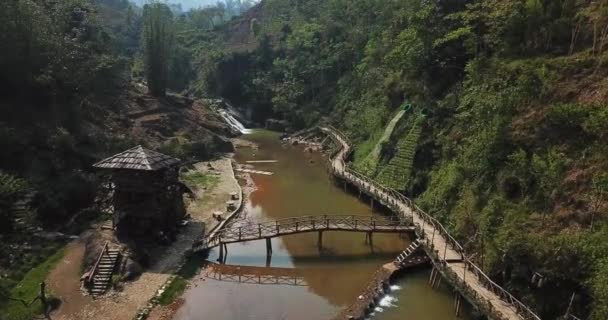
[{"xmin": 182, "ymin": 0, "xmax": 608, "ymax": 318}]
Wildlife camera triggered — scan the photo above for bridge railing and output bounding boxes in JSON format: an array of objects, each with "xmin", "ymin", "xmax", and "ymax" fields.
[
  {"xmin": 321, "ymin": 126, "xmax": 541, "ymax": 320},
  {"xmin": 205, "ymin": 214, "xmax": 409, "ymax": 247}
]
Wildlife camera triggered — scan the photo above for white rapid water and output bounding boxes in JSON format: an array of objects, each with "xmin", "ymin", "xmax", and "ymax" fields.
[{"xmin": 219, "ymin": 109, "xmax": 252, "ymax": 134}]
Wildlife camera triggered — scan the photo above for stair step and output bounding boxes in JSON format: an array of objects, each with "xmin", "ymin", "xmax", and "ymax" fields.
[{"xmin": 98, "ymin": 265, "xmax": 115, "ymax": 268}]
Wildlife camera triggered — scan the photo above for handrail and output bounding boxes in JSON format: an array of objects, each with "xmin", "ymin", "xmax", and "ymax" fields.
[
  {"xmin": 320, "ymin": 126, "xmax": 541, "ymax": 320},
  {"xmin": 204, "ymin": 214, "xmax": 412, "ymax": 247},
  {"xmin": 88, "ymin": 241, "xmax": 109, "ymax": 285}
]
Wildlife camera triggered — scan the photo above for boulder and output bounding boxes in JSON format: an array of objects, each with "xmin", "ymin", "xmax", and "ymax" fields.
[{"xmin": 122, "ymin": 256, "xmax": 143, "ymax": 281}]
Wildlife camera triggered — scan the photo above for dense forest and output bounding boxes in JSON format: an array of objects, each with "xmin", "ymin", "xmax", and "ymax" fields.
[
  {"xmin": 1, "ymin": 0, "xmax": 608, "ymax": 319},
  {"xmin": 0, "ymin": 0, "xmax": 250, "ymax": 318},
  {"xmin": 179, "ymin": 0, "xmax": 608, "ymax": 319}
]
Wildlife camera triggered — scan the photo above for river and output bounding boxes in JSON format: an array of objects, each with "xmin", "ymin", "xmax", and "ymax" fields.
[{"xmin": 175, "ymin": 130, "xmax": 474, "ymax": 320}]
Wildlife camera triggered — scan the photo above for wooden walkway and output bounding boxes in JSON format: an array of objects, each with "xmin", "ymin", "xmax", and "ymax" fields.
[
  {"xmin": 204, "ymin": 262, "xmax": 306, "ymax": 286},
  {"xmin": 197, "ymin": 215, "xmax": 414, "ymax": 249},
  {"xmin": 319, "ymin": 126, "xmax": 541, "ymax": 320}
]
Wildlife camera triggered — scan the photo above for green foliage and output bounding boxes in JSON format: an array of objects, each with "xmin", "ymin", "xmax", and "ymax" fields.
[
  {"xmin": 418, "ymin": 161, "xmax": 465, "ymax": 220},
  {"xmin": 181, "ymin": 171, "xmax": 220, "ymax": 190},
  {"xmin": 0, "ymin": 0, "xmax": 124, "ymax": 96},
  {"xmin": 0, "ymin": 172, "xmax": 28, "ymax": 233},
  {"xmin": 548, "ymin": 103, "xmax": 589, "ymax": 129},
  {"xmin": 143, "ymin": 1, "xmax": 174, "ymax": 96},
  {"xmin": 0, "ymin": 248, "xmax": 65, "ymax": 320},
  {"xmin": 531, "ymin": 147, "xmax": 568, "ymax": 205},
  {"xmin": 357, "ymin": 109, "xmax": 407, "ymax": 175},
  {"xmin": 156, "ymin": 252, "xmax": 206, "ymax": 306},
  {"xmin": 590, "ymin": 257, "xmax": 608, "ymax": 320},
  {"xmin": 584, "ymin": 105, "xmax": 608, "ymax": 139},
  {"xmin": 376, "ymin": 115, "xmax": 424, "ymax": 190},
  {"xmin": 35, "ymin": 172, "xmax": 98, "ymax": 228}
]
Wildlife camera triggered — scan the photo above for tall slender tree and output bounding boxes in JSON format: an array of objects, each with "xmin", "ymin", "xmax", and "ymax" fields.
[{"xmin": 143, "ymin": 1, "xmax": 173, "ymax": 97}]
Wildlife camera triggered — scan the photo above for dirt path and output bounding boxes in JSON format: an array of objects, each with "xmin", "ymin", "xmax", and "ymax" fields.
[{"xmin": 47, "ymin": 158, "xmax": 242, "ymax": 320}]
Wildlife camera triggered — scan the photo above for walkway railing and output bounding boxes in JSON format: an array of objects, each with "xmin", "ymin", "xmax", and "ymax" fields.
[{"xmin": 320, "ymin": 126, "xmax": 541, "ymax": 320}]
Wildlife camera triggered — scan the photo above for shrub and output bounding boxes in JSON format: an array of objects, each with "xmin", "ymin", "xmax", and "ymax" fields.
[
  {"xmin": 548, "ymin": 103, "xmax": 588, "ymax": 129},
  {"xmin": 584, "ymin": 106, "xmax": 608, "ymax": 139}
]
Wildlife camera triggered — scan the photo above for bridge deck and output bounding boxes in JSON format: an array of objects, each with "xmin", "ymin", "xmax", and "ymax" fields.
[
  {"xmin": 321, "ymin": 126, "xmax": 539, "ymax": 320},
  {"xmin": 202, "ymin": 215, "xmax": 415, "ymax": 248}
]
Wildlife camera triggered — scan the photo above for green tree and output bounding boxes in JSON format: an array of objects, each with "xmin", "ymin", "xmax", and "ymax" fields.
[{"xmin": 143, "ymin": 1, "xmax": 174, "ymax": 97}]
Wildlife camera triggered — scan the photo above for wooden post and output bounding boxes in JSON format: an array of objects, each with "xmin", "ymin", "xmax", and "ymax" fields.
[
  {"xmin": 455, "ymin": 294, "xmax": 461, "ymax": 316},
  {"xmin": 435, "ymin": 274, "xmax": 442, "ymax": 288},
  {"xmin": 431, "ymin": 228, "xmax": 436, "ymax": 246},
  {"xmin": 224, "ymin": 243, "xmax": 229, "ymax": 263},
  {"xmin": 40, "ymin": 282, "xmax": 48, "ymax": 318},
  {"xmin": 318, "ymin": 231, "xmax": 323, "ymax": 248},
  {"xmin": 368, "ymin": 232, "xmax": 373, "ymax": 247},
  {"xmin": 266, "ymin": 238, "xmax": 273, "ymax": 257},
  {"xmin": 443, "ymin": 241, "xmax": 448, "ymax": 261},
  {"xmin": 219, "ymin": 242, "xmax": 224, "ymax": 263},
  {"xmin": 429, "ymin": 268, "xmax": 436, "ymax": 285}
]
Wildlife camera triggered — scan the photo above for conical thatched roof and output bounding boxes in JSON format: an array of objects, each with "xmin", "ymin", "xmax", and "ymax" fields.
[{"xmin": 93, "ymin": 146, "xmax": 180, "ymax": 171}]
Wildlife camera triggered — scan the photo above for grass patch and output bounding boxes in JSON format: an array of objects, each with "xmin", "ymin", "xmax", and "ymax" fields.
[
  {"xmin": 353, "ymin": 128, "xmax": 384, "ymax": 172},
  {"xmin": 157, "ymin": 252, "xmax": 207, "ymax": 306},
  {"xmin": 181, "ymin": 171, "xmax": 220, "ymax": 190},
  {"xmin": 1, "ymin": 247, "xmax": 65, "ymax": 320}
]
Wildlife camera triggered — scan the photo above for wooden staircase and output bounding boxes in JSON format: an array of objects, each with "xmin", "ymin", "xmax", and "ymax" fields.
[
  {"xmin": 89, "ymin": 242, "xmax": 120, "ymax": 297},
  {"xmin": 394, "ymin": 238, "xmax": 422, "ymax": 267}
]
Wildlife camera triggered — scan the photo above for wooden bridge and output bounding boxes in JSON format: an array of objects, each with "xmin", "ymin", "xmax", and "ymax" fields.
[
  {"xmin": 204, "ymin": 262, "xmax": 306, "ymax": 286},
  {"xmin": 196, "ymin": 215, "xmax": 415, "ymax": 252},
  {"xmin": 316, "ymin": 126, "xmax": 542, "ymax": 320}
]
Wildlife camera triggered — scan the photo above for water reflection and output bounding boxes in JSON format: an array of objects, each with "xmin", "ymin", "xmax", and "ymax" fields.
[{"xmin": 175, "ymin": 130, "xmax": 472, "ymax": 320}]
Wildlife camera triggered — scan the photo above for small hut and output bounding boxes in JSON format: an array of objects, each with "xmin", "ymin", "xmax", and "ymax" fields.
[{"xmin": 93, "ymin": 146, "xmax": 185, "ymax": 240}]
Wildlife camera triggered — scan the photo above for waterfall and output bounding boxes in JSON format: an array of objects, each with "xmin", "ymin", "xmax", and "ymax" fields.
[{"xmin": 219, "ymin": 109, "xmax": 251, "ymax": 134}]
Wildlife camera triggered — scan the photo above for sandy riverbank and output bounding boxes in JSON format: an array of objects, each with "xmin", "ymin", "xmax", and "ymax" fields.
[{"xmin": 46, "ymin": 156, "xmax": 247, "ymax": 320}]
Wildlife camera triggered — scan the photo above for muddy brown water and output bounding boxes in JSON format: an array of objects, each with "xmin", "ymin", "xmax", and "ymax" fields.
[{"xmin": 175, "ymin": 130, "xmax": 474, "ymax": 320}]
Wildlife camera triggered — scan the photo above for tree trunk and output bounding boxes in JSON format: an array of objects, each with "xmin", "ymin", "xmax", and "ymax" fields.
[
  {"xmin": 593, "ymin": 21, "xmax": 598, "ymax": 55},
  {"xmin": 598, "ymin": 23, "xmax": 608, "ymax": 54},
  {"xmin": 569, "ymin": 21, "xmax": 580, "ymax": 55}
]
